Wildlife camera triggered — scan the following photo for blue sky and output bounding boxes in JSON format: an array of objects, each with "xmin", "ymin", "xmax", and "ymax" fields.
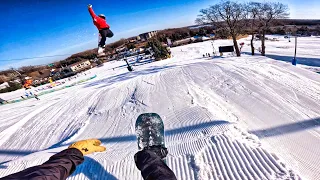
[{"xmin": 0, "ymin": 0, "xmax": 319, "ymax": 70}]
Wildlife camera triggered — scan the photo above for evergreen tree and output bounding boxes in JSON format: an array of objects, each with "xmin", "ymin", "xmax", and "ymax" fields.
[{"xmin": 147, "ymin": 38, "xmax": 170, "ymax": 61}]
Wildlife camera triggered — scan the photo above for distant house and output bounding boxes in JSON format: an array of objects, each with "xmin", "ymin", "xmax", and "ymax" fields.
[
  {"xmin": 138, "ymin": 31, "xmax": 158, "ymax": 41},
  {"xmin": 0, "ymin": 82, "xmax": 9, "ymax": 90},
  {"xmin": 116, "ymin": 46, "xmax": 127, "ymax": 53},
  {"xmin": 69, "ymin": 60, "xmax": 91, "ymax": 72},
  {"xmin": 173, "ymin": 38, "xmax": 193, "ymax": 46},
  {"xmin": 25, "ymin": 69, "xmax": 51, "ymax": 84},
  {"xmin": 193, "ymin": 36, "xmax": 211, "ymax": 41}
]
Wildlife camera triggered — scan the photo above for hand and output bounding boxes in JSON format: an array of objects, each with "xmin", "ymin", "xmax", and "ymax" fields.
[
  {"xmin": 88, "ymin": 4, "xmax": 92, "ymax": 8},
  {"xmin": 69, "ymin": 139, "xmax": 106, "ymax": 155}
]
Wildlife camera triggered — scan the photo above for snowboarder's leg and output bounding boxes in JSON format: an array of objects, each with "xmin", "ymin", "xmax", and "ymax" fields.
[
  {"xmin": 134, "ymin": 149, "xmax": 177, "ymax": 180},
  {"xmin": 105, "ymin": 29, "xmax": 114, "ymax": 38},
  {"xmin": 98, "ymin": 29, "xmax": 107, "ymax": 48}
]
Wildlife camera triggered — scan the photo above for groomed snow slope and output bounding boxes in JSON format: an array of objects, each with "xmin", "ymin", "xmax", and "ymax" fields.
[
  {"xmin": 240, "ymin": 35, "xmax": 320, "ymax": 73},
  {"xmin": 0, "ymin": 40, "xmax": 319, "ymax": 180}
]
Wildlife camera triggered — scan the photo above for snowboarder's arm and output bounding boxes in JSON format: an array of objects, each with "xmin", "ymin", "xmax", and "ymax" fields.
[
  {"xmin": 2, "ymin": 139, "xmax": 106, "ymax": 180},
  {"xmin": 88, "ymin": 5, "xmax": 97, "ymax": 19},
  {"xmin": 2, "ymin": 148, "xmax": 84, "ymax": 180}
]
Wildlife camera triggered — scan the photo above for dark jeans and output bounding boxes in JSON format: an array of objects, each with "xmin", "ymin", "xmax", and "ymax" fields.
[
  {"xmin": 99, "ymin": 28, "xmax": 114, "ymax": 47},
  {"xmin": 135, "ymin": 150, "xmax": 177, "ymax": 180}
]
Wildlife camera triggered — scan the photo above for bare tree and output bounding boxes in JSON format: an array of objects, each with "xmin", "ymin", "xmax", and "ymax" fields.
[
  {"xmin": 256, "ymin": 2, "xmax": 289, "ymax": 56},
  {"xmin": 246, "ymin": 2, "xmax": 261, "ymax": 55},
  {"xmin": 196, "ymin": 1, "xmax": 246, "ymax": 57}
]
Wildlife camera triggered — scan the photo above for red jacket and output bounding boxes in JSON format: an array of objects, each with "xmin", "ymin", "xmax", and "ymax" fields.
[{"xmin": 88, "ymin": 7, "xmax": 110, "ymax": 30}]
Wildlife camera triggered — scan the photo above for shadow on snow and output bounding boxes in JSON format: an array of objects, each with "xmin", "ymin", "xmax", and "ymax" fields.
[
  {"xmin": 243, "ymin": 53, "xmax": 320, "ymax": 67},
  {"xmin": 0, "ymin": 120, "xmax": 229, "ymax": 162},
  {"xmin": 266, "ymin": 54, "xmax": 320, "ymax": 67},
  {"xmin": 84, "ymin": 65, "xmax": 177, "ymax": 89},
  {"xmin": 249, "ymin": 117, "xmax": 320, "ymax": 138},
  {"xmin": 1, "ymin": 117, "xmax": 319, "ymax": 177},
  {"xmin": 70, "ymin": 156, "xmax": 117, "ymax": 180},
  {"xmin": 1, "ymin": 117, "xmax": 319, "ymax": 159}
]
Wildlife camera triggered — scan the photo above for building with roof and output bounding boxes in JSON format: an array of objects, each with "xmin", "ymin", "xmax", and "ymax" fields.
[
  {"xmin": 138, "ymin": 31, "xmax": 158, "ymax": 41},
  {"xmin": 69, "ymin": 60, "xmax": 91, "ymax": 72}
]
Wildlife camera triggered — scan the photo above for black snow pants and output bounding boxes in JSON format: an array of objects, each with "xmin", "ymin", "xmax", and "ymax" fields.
[
  {"xmin": 135, "ymin": 150, "xmax": 177, "ymax": 180},
  {"xmin": 99, "ymin": 28, "xmax": 114, "ymax": 47}
]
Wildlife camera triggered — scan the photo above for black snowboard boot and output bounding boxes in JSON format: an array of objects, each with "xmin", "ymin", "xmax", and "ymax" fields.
[
  {"xmin": 134, "ymin": 147, "xmax": 177, "ymax": 180},
  {"xmin": 143, "ymin": 145, "xmax": 168, "ymax": 159}
]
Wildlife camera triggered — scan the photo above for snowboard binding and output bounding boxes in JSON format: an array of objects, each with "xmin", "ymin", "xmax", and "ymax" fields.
[{"xmin": 143, "ymin": 145, "xmax": 168, "ymax": 159}]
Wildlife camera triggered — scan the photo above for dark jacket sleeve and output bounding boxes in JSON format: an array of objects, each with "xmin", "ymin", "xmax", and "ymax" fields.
[
  {"xmin": 134, "ymin": 150, "xmax": 177, "ymax": 180},
  {"xmin": 1, "ymin": 148, "xmax": 84, "ymax": 180}
]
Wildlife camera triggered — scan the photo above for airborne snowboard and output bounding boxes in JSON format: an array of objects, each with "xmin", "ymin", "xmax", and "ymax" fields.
[{"xmin": 135, "ymin": 113, "xmax": 166, "ymax": 151}]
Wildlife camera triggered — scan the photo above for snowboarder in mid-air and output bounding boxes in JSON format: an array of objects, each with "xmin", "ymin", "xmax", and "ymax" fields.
[{"xmin": 87, "ymin": 4, "xmax": 114, "ymax": 56}]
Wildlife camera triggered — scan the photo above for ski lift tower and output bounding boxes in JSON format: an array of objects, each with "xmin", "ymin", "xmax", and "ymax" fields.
[{"xmin": 123, "ymin": 50, "xmax": 133, "ymax": 72}]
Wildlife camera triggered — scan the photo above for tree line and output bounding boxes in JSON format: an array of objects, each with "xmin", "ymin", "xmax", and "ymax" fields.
[{"xmin": 196, "ymin": 1, "xmax": 290, "ymax": 56}]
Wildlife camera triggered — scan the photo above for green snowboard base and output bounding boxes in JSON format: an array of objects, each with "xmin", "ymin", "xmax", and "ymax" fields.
[{"xmin": 135, "ymin": 113, "xmax": 165, "ymax": 150}]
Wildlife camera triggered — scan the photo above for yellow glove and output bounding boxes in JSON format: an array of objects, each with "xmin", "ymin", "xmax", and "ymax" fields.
[{"xmin": 68, "ymin": 139, "xmax": 106, "ymax": 155}]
